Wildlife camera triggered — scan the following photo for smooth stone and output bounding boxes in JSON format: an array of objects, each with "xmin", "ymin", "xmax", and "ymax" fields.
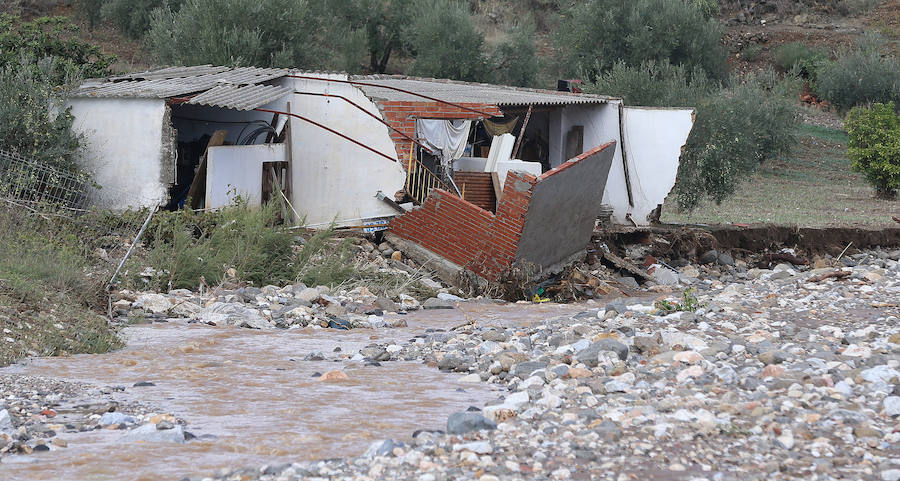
[
  {"xmin": 447, "ymin": 412, "xmax": 496, "ymax": 434},
  {"xmin": 120, "ymin": 424, "xmax": 185, "ymax": 443},
  {"xmin": 98, "ymin": 412, "xmax": 137, "ymax": 426},
  {"xmin": 422, "ymin": 297, "xmax": 454, "ymax": 310}
]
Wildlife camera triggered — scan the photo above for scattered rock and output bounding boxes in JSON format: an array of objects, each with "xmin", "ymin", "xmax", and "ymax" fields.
[{"xmin": 446, "ymin": 412, "xmax": 496, "ymax": 434}]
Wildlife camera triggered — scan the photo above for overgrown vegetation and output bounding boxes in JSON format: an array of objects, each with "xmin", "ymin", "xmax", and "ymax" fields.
[
  {"xmin": 773, "ymin": 42, "xmax": 828, "ymax": 80},
  {"xmin": 405, "ymin": 0, "xmax": 488, "ymax": 81},
  {"xmin": 0, "ymin": 14, "xmax": 111, "ymax": 172},
  {"xmin": 555, "ymin": 0, "xmax": 727, "ymax": 81},
  {"xmin": 128, "ymin": 202, "xmax": 300, "ymax": 290},
  {"xmin": 814, "ymin": 36, "xmax": 900, "ymax": 112},
  {"xmin": 845, "ymin": 102, "xmax": 900, "ymax": 198},
  {"xmin": 0, "ymin": 206, "xmax": 122, "ymax": 366},
  {"xmin": 0, "ymin": 14, "xmax": 113, "ymax": 82},
  {"xmin": 123, "ymin": 201, "xmax": 430, "ymax": 298},
  {"xmin": 590, "ymin": 61, "xmax": 799, "ymax": 210}
]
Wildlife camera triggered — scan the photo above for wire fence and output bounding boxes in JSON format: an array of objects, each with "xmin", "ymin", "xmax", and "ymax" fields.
[
  {"xmin": 0, "ymin": 149, "xmax": 148, "ymax": 288},
  {"xmin": 0, "ymin": 149, "xmax": 92, "ymax": 209}
]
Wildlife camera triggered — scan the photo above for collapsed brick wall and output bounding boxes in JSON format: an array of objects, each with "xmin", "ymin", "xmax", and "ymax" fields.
[
  {"xmin": 377, "ymin": 101, "xmax": 503, "ymax": 159},
  {"xmin": 388, "ymin": 142, "xmax": 617, "ymax": 282},
  {"xmin": 389, "ymin": 170, "xmax": 536, "ymax": 280}
]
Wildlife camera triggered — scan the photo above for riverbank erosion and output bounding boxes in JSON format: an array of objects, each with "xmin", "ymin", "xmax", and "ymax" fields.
[{"xmin": 0, "ymin": 249, "xmax": 898, "ymax": 480}]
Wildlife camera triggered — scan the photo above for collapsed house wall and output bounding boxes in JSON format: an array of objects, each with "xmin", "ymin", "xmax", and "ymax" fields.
[
  {"xmin": 620, "ymin": 107, "xmax": 696, "ymax": 223},
  {"xmin": 283, "ymin": 75, "xmax": 408, "ymax": 227},
  {"xmin": 515, "ymin": 142, "xmax": 616, "ymax": 270},
  {"xmin": 388, "ymin": 142, "xmax": 617, "ymax": 284},
  {"xmin": 67, "ymin": 98, "xmax": 172, "ymax": 209}
]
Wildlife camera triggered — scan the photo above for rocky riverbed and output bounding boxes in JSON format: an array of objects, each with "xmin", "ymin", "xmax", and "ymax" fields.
[
  {"xmin": 194, "ymin": 249, "xmax": 900, "ymax": 481},
  {"xmin": 1, "ymin": 249, "xmax": 899, "ymax": 480}
]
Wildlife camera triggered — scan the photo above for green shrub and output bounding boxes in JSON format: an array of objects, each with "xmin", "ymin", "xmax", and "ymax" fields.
[
  {"xmin": 0, "ymin": 56, "xmax": 84, "ymax": 172},
  {"xmin": 101, "ymin": 0, "xmax": 182, "ymax": 39},
  {"xmin": 76, "ymin": 0, "xmax": 105, "ymax": 30},
  {"xmin": 591, "ymin": 60, "xmax": 716, "ymax": 107},
  {"xmin": 132, "ymin": 201, "xmax": 300, "ymax": 290},
  {"xmin": 0, "ymin": 14, "xmax": 114, "ymax": 83},
  {"xmin": 773, "ymin": 41, "xmax": 828, "ymax": 77},
  {"xmin": 489, "ymin": 19, "xmax": 539, "ymax": 87},
  {"xmin": 655, "ymin": 288, "xmax": 704, "ymax": 313},
  {"xmin": 146, "ymin": 0, "xmax": 332, "ymax": 68},
  {"xmin": 589, "ymin": 62, "xmax": 799, "ymax": 210},
  {"xmin": 741, "ymin": 43, "xmax": 763, "ymax": 62},
  {"xmin": 405, "ymin": 0, "xmax": 488, "ymax": 81},
  {"xmin": 845, "ymin": 102, "xmax": 900, "ymax": 198},
  {"xmin": 690, "ymin": 0, "xmax": 720, "ymax": 18},
  {"xmin": 555, "ymin": 0, "xmax": 726, "ymax": 81},
  {"xmin": 815, "ymin": 40, "xmax": 900, "ymax": 112}
]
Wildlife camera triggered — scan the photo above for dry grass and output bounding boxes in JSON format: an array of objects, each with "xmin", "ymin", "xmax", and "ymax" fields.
[{"xmin": 662, "ymin": 122, "xmax": 900, "ymax": 228}]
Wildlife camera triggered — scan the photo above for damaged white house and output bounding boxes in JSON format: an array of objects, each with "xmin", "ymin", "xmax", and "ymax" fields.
[{"xmin": 67, "ymin": 66, "xmax": 694, "ymax": 281}]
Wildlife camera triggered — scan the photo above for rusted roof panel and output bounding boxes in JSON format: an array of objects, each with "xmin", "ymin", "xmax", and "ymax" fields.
[
  {"xmin": 350, "ymin": 75, "xmax": 612, "ymax": 107},
  {"xmin": 187, "ymin": 84, "xmax": 293, "ymax": 111}
]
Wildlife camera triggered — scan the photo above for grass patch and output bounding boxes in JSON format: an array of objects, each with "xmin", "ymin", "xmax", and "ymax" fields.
[
  {"xmin": 797, "ymin": 123, "xmax": 849, "ymax": 143},
  {"xmin": 662, "ymin": 120, "xmax": 900, "ymax": 227},
  {"xmin": 0, "ymin": 293, "xmax": 122, "ymax": 367},
  {"xmin": 0, "ymin": 206, "xmax": 122, "ymax": 366},
  {"xmin": 124, "ymin": 201, "xmax": 438, "ymax": 300}
]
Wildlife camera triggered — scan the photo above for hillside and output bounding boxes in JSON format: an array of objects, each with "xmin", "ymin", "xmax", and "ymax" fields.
[{"xmin": 7, "ymin": 0, "xmax": 898, "ymax": 81}]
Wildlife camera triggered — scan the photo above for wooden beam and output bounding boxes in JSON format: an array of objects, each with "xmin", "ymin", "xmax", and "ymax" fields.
[
  {"xmin": 511, "ymin": 104, "xmax": 533, "ymax": 160},
  {"xmin": 617, "ymin": 103, "xmax": 634, "ymax": 207},
  {"xmin": 187, "ymin": 130, "xmax": 227, "ymax": 209}
]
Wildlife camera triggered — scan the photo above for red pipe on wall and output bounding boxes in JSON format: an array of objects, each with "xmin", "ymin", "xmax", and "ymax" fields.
[
  {"xmin": 291, "ymin": 91, "xmax": 434, "ymax": 154},
  {"xmin": 255, "ymin": 107, "xmax": 398, "ymax": 163}
]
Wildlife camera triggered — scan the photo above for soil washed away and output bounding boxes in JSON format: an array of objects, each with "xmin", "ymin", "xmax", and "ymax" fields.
[{"xmin": 0, "ymin": 315, "xmax": 508, "ymax": 481}]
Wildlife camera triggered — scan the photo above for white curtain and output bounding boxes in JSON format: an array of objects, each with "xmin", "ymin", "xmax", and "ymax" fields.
[{"xmin": 415, "ymin": 119, "xmax": 472, "ymax": 166}]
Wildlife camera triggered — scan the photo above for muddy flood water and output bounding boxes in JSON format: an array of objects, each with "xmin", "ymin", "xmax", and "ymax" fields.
[{"xmin": 0, "ymin": 302, "xmax": 585, "ymax": 480}]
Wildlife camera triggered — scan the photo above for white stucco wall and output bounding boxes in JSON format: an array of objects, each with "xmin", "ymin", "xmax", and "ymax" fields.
[
  {"xmin": 67, "ymin": 98, "xmax": 170, "ymax": 209},
  {"xmin": 547, "ymin": 103, "xmax": 694, "ymax": 226},
  {"xmin": 284, "ymin": 73, "xmax": 407, "ymax": 227},
  {"xmin": 620, "ymin": 107, "xmax": 695, "ymax": 224},
  {"xmin": 206, "ymin": 144, "xmax": 287, "ymax": 209}
]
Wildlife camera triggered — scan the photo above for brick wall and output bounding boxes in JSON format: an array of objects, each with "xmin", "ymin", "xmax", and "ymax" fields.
[
  {"xmin": 389, "ymin": 142, "xmax": 618, "ymax": 283},
  {"xmin": 389, "ymin": 170, "xmax": 536, "ymax": 281},
  {"xmin": 377, "ymin": 101, "xmax": 502, "ymax": 159}
]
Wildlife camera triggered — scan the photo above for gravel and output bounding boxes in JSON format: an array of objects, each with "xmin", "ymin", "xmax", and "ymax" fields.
[{"xmin": 184, "ymin": 248, "xmax": 900, "ymax": 481}]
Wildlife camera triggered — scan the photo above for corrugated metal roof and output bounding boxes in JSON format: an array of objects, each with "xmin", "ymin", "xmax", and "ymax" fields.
[
  {"xmin": 350, "ymin": 75, "xmax": 612, "ymax": 107},
  {"xmin": 109, "ymin": 65, "xmax": 232, "ymax": 81},
  {"xmin": 70, "ymin": 66, "xmax": 290, "ymax": 100},
  {"xmin": 187, "ymin": 84, "xmax": 293, "ymax": 111}
]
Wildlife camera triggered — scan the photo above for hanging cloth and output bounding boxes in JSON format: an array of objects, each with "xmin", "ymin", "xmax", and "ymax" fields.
[
  {"xmin": 483, "ymin": 116, "xmax": 519, "ymax": 136},
  {"xmin": 416, "ymin": 119, "xmax": 472, "ymax": 164}
]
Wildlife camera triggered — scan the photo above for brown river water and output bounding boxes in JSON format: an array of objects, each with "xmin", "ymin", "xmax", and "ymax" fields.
[{"xmin": 0, "ymin": 302, "xmax": 587, "ymax": 480}]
